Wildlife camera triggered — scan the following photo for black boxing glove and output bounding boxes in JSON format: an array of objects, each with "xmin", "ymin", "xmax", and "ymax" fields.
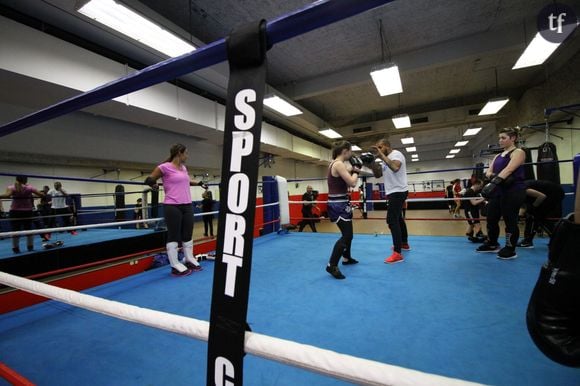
[
  {"xmin": 526, "ymin": 216, "xmax": 580, "ymax": 367},
  {"xmin": 349, "ymin": 156, "xmax": 363, "ymax": 170},
  {"xmin": 360, "ymin": 152, "xmax": 375, "ymax": 165},
  {"xmin": 481, "ymin": 176, "xmax": 504, "ymax": 199},
  {"xmin": 144, "ymin": 176, "xmax": 157, "ymax": 189},
  {"xmin": 198, "ymin": 181, "xmax": 209, "ymax": 190}
]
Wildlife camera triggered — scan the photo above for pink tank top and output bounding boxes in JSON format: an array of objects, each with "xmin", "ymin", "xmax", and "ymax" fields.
[
  {"xmin": 9, "ymin": 185, "xmax": 34, "ymax": 211},
  {"xmin": 158, "ymin": 162, "xmax": 192, "ymax": 205}
]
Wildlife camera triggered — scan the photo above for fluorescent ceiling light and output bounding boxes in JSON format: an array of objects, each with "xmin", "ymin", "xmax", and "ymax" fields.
[
  {"xmin": 319, "ymin": 128, "xmax": 342, "ymax": 139},
  {"xmin": 263, "ymin": 95, "xmax": 303, "ymax": 116},
  {"xmin": 412, "ymin": 159, "xmax": 419, "ymax": 162},
  {"xmin": 370, "ymin": 64, "xmax": 403, "ymax": 96},
  {"xmin": 401, "ymin": 137, "xmax": 415, "ymax": 145},
  {"xmin": 392, "ymin": 114, "xmax": 411, "ymax": 129},
  {"xmin": 449, "ymin": 149, "xmax": 461, "ymax": 154},
  {"xmin": 479, "ymin": 97, "xmax": 509, "ymax": 116},
  {"xmin": 405, "ymin": 147, "xmax": 417, "ymax": 153},
  {"xmin": 411, "ymin": 154, "xmax": 419, "ymax": 158},
  {"xmin": 446, "ymin": 155, "xmax": 456, "ymax": 159},
  {"xmin": 78, "ymin": 0, "xmax": 196, "ymax": 58},
  {"xmin": 455, "ymin": 141, "xmax": 469, "ymax": 147},
  {"xmin": 351, "ymin": 145, "xmax": 362, "ymax": 151},
  {"xmin": 513, "ymin": 32, "xmax": 561, "ymax": 70},
  {"xmin": 463, "ymin": 127, "xmax": 482, "ymax": 136}
]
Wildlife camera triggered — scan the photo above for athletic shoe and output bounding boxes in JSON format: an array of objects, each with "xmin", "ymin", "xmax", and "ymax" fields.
[
  {"xmin": 171, "ymin": 268, "xmax": 193, "ymax": 277},
  {"xmin": 185, "ymin": 262, "xmax": 203, "ymax": 272},
  {"xmin": 70, "ymin": 231, "xmax": 78, "ymax": 236},
  {"xmin": 517, "ymin": 240, "xmax": 534, "ymax": 248},
  {"xmin": 326, "ymin": 265, "xmax": 346, "ymax": 279},
  {"xmin": 401, "ymin": 243, "xmax": 411, "ymax": 251},
  {"xmin": 384, "ymin": 252, "xmax": 404, "ymax": 264},
  {"xmin": 476, "ymin": 242, "xmax": 500, "ymax": 253},
  {"xmin": 468, "ymin": 236, "xmax": 486, "ymax": 244},
  {"xmin": 497, "ymin": 247, "xmax": 518, "ymax": 260},
  {"xmin": 342, "ymin": 257, "xmax": 359, "ymax": 265},
  {"xmin": 12, "ymin": 247, "xmax": 20, "ymax": 254},
  {"xmin": 41, "ymin": 234, "xmax": 50, "ymax": 242}
]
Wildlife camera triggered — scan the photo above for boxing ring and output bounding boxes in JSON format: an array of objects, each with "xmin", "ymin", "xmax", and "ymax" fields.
[{"xmin": 1, "ymin": 0, "xmax": 579, "ymax": 385}]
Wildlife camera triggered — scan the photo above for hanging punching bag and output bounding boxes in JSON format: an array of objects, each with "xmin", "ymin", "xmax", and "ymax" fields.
[
  {"xmin": 537, "ymin": 142, "xmax": 560, "ymax": 184},
  {"xmin": 114, "ymin": 185, "xmax": 125, "ymax": 221},
  {"xmin": 522, "ymin": 147, "xmax": 536, "ymax": 181}
]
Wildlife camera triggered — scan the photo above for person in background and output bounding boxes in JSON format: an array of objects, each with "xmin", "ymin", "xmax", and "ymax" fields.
[
  {"xmin": 325, "ymin": 140, "xmax": 361, "ymax": 279},
  {"xmin": 446, "ymin": 181, "xmax": 456, "ymax": 213},
  {"xmin": 134, "ymin": 198, "xmax": 148, "ymax": 229},
  {"xmin": 201, "ymin": 188, "xmax": 214, "ymax": 237},
  {"xmin": 298, "ymin": 185, "xmax": 318, "ymax": 233},
  {"xmin": 518, "ymin": 179, "xmax": 565, "ymax": 248},
  {"xmin": 0, "ymin": 176, "xmax": 45, "ymax": 253},
  {"xmin": 371, "ymin": 138, "xmax": 410, "ymax": 264},
  {"xmin": 462, "ymin": 179, "xmax": 486, "ymax": 242},
  {"xmin": 145, "ymin": 143, "xmax": 206, "ymax": 276},
  {"xmin": 452, "ymin": 179, "xmax": 462, "ymax": 218},
  {"xmin": 477, "ymin": 127, "xmax": 526, "ymax": 259},
  {"xmin": 49, "ymin": 182, "xmax": 77, "ymax": 235},
  {"xmin": 32, "ymin": 185, "xmax": 51, "ymax": 242}
]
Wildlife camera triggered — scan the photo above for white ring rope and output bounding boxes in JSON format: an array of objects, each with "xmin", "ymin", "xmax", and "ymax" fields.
[
  {"xmin": 0, "ymin": 271, "xmax": 484, "ymax": 386},
  {"xmin": 0, "ymin": 202, "xmax": 280, "ymax": 238},
  {"xmin": 288, "ymin": 197, "xmax": 484, "ymax": 204}
]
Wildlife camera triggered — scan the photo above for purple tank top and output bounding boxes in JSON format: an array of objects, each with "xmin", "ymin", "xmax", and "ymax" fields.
[
  {"xmin": 8, "ymin": 185, "xmax": 34, "ymax": 211},
  {"xmin": 327, "ymin": 161, "xmax": 348, "ymax": 195},
  {"xmin": 492, "ymin": 150, "xmax": 525, "ymax": 192}
]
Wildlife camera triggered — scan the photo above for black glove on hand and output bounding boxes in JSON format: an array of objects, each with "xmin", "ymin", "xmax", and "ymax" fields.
[
  {"xmin": 349, "ymin": 156, "xmax": 363, "ymax": 170},
  {"xmin": 360, "ymin": 152, "xmax": 375, "ymax": 164},
  {"xmin": 198, "ymin": 181, "xmax": 209, "ymax": 190},
  {"xmin": 481, "ymin": 176, "xmax": 504, "ymax": 199},
  {"xmin": 144, "ymin": 176, "xmax": 158, "ymax": 189}
]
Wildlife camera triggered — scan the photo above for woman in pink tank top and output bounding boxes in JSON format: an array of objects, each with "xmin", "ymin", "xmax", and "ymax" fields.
[
  {"xmin": 0, "ymin": 176, "xmax": 45, "ymax": 253},
  {"xmin": 145, "ymin": 144, "xmax": 209, "ymax": 277}
]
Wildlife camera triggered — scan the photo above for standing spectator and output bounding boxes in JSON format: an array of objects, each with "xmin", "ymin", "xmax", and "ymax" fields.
[
  {"xmin": 201, "ymin": 189, "xmax": 214, "ymax": 237},
  {"xmin": 49, "ymin": 182, "xmax": 77, "ymax": 235},
  {"xmin": 0, "ymin": 176, "xmax": 45, "ymax": 253},
  {"xmin": 298, "ymin": 185, "xmax": 318, "ymax": 233},
  {"xmin": 462, "ymin": 179, "xmax": 486, "ymax": 242},
  {"xmin": 452, "ymin": 179, "xmax": 462, "ymax": 218},
  {"xmin": 446, "ymin": 181, "xmax": 456, "ymax": 213},
  {"xmin": 134, "ymin": 198, "xmax": 148, "ymax": 229},
  {"xmin": 32, "ymin": 185, "xmax": 51, "ymax": 241}
]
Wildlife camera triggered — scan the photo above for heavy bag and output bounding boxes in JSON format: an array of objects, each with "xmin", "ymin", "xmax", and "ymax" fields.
[
  {"xmin": 114, "ymin": 184, "xmax": 125, "ymax": 221},
  {"xmin": 522, "ymin": 147, "xmax": 536, "ymax": 181},
  {"xmin": 537, "ymin": 142, "xmax": 560, "ymax": 184},
  {"xmin": 526, "ymin": 216, "xmax": 580, "ymax": 367}
]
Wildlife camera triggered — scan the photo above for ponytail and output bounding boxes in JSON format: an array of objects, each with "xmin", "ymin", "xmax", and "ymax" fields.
[{"xmin": 165, "ymin": 144, "xmax": 187, "ymax": 162}]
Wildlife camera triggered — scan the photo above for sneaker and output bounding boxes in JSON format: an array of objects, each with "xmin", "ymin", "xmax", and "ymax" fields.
[
  {"xmin": 401, "ymin": 243, "xmax": 411, "ymax": 251},
  {"xmin": 70, "ymin": 231, "xmax": 78, "ymax": 236},
  {"xmin": 171, "ymin": 267, "xmax": 192, "ymax": 277},
  {"xmin": 342, "ymin": 257, "xmax": 359, "ymax": 265},
  {"xmin": 326, "ymin": 265, "xmax": 346, "ymax": 279},
  {"xmin": 12, "ymin": 247, "xmax": 20, "ymax": 254},
  {"xmin": 185, "ymin": 262, "xmax": 203, "ymax": 272},
  {"xmin": 497, "ymin": 247, "xmax": 518, "ymax": 260},
  {"xmin": 517, "ymin": 240, "xmax": 534, "ymax": 248},
  {"xmin": 41, "ymin": 234, "xmax": 50, "ymax": 242},
  {"xmin": 384, "ymin": 252, "xmax": 404, "ymax": 264},
  {"xmin": 468, "ymin": 236, "xmax": 486, "ymax": 244},
  {"xmin": 476, "ymin": 242, "xmax": 500, "ymax": 253}
]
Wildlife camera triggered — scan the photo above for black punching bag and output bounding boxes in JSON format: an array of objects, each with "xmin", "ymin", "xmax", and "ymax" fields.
[
  {"xmin": 537, "ymin": 142, "xmax": 560, "ymax": 184},
  {"xmin": 526, "ymin": 216, "xmax": 580, "ymax": 367},
  {"xmin": 522, "ymin": 147, "xmax": 536, "ymax": 181},
  {"xmin": 474, "ymin": 162, "xmax": 485, "ymax": 180},
  {"xmin": 114, "ymin": 185, "xmax": 125, "ymax": 221}
]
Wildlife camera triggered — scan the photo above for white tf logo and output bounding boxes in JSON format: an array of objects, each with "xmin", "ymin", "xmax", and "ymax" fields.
[
  {"xmin": 538, "ymin": 3, "xmax": 578, "ymax": 44},
  {"xmin": 548, "ymin": 12, "xmax": 567, "ymax": 33}
]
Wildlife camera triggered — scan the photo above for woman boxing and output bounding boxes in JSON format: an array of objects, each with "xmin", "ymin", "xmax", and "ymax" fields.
[
  {"xmin": 325, "ymin": 141, "xmax": 361, "ymax": 279},
  {"xmin": 145, "ymin": 144, "xmax": 207, "ymax": 276},
  {"xmin": 477, "ymin": 127, "xmax": 526, "ymax": 259},
  {"xmin": 0, "ymin": 176, "xmax": 45, "ymax": 253}
]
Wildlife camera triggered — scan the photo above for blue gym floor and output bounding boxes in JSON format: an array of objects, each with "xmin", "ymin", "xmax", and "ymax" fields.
[
  {"xmin": 0, "ymin": 233, "xmax": 579, "ymax": 386},
  {"xmin": 0, "ymin": 228, "xmax": 155, "ymax": 260}
]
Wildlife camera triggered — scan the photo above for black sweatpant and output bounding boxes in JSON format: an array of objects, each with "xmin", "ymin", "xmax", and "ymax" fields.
[
  {"xmin": 328, "ymin": 219, "xmax": 353, "ymax": 266},
  {"xmin": 164, "ymin": 204, "xmax": 194, "ymax": 243},
  {"xmin": 298, "ymin": 210, "xmax": 317, "ymax": 232},
  {"xmin": 486, "ymin": 189, "xmax": 526, "ymax": 248},
  {"xmin": 202, "ymin": 214, "xmax": 214, "ymax": 236},
  {"xmin": 387, "ymin": 191, "xmax": 408, "ymax": 253}
]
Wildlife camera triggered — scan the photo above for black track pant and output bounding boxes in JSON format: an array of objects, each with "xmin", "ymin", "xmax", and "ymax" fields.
[
  {"xmin": 203, "ymin": 214, "xmax": 214, "ymax": 236},
  {"xmin": 164, "ymin": 204, "xmax": 194, "ymax": 243},
  {"xmin": 387, "ymin": 191, "xmax": 408, "ymax": 253},
  {"xmin": 328, "ymin": 219, "xmax": 353, "ymax": 266},
  {"xmin": 298, "ymin": 211, "xmax": 317, "ymax": 232},
  {"xmin": 486, "ymin": 189, "xmax": 526, "ymax": 248}
]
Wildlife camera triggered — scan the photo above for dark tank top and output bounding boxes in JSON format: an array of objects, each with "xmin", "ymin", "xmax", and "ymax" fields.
[
  {"xmin": 327, "ymin": 161, "xmax": 348, "ymax": 196},
  {"xmin": 492, "ymin": 149, "xmax": 526, "ymax": 192}
]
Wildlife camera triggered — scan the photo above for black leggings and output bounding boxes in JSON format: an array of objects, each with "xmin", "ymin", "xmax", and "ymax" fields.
[
  {"xmin": 203, "ymin": 214, "xmax": 214, "ymax": 236},
  {"xmin": 486, "ymin": 189, "xmax": 526, "ymax": 247},
  {"xmin": 164, "ymin": 204, "xmax": 194, "ymax": 243},
  {"xmin": 328, "ymin": 219, "xmax": 353, "ymax": 266},
  {"xmin": 387, "ymin": 191, "xmax": 408, "ymax": 253}
]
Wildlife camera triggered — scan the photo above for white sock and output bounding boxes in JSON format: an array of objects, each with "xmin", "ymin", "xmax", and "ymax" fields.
[
  {"xmin": 183, "ymin": 240, "xmax": 200, "ymax": 266},
  {"xmin": 166, "ymin": 242, "xmax": 188, "ymax": 272}
]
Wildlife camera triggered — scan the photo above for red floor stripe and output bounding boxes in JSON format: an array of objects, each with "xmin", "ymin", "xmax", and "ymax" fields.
[{"xmin": 0, "ymin": 362, "xmax": 35, "ymax": 386}]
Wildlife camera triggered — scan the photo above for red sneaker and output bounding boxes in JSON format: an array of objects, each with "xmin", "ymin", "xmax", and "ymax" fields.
[
  {"xmin": 70, "ymin": 231, "xmax": 78, "ymax": 236},
  {"xmin": 384, "ymin": 251, "xmax": 404, "ymax": 264},
  {"xmin": 401, "ymin": 243, "xmax": 411, "ymax": 251}
]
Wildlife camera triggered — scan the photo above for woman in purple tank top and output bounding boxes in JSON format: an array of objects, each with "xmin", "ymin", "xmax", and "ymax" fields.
[
  {"xmin": 477, "ymin": 128, "xmax": 526, "ymax": 259},
  {"xmin": 325, "ymin": 141, "xmax": 361, "ymax": 280},
  {"xmin": 0, "ymin": 176, "xmax": 45, "ymax": 254}
]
